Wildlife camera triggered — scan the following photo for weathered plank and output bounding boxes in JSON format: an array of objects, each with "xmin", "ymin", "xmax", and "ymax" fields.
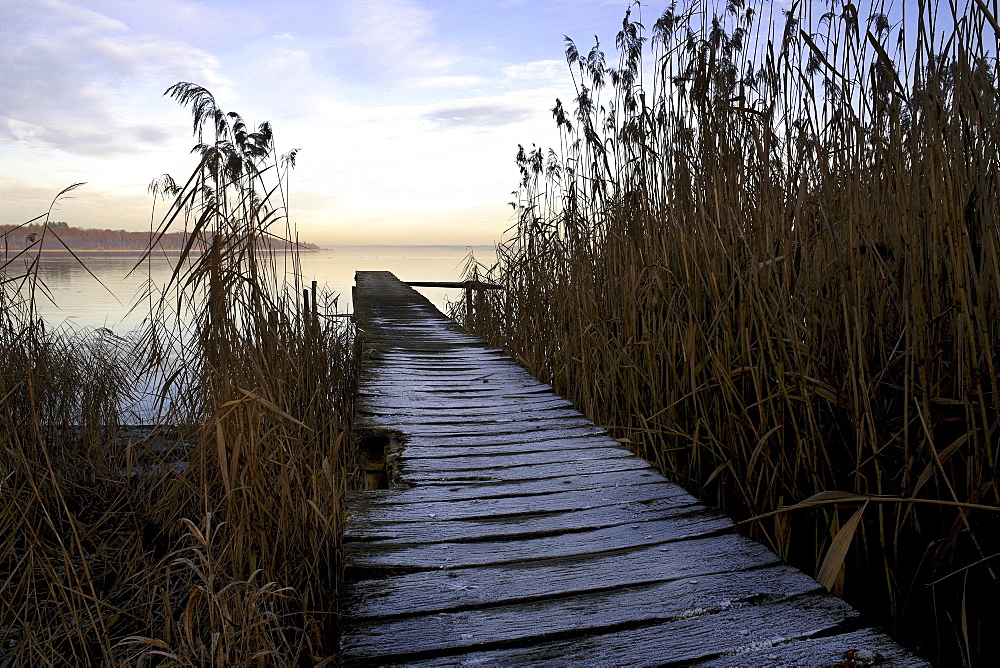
[
  {"xmin": 344, "ymin": 493, "xmax": 702, "ymax": 543},
  {"xmin": 387, "ymin": 425, "xmax": 611, "ymax": 447},
  {"xmin": 400, "ymin": 445, "xmax": 632, "ymax": 470},
  {"xmin": 358, "ymin": 397, "xmax": 575, "ymax": 416},
  {"xmin": 341, "ymin": 565, "xmax": 830, "ymax": 661},
  {"xmin": 341, "ymin": 270, "xmax": 922, "ymax": 665},
  {"xmin": 348, "ymin": 467, "xmax": 674, "ymax": 504},
  {"xmin": 358, "ymin": 410, "xmax": 586, "ymax": 427},
  {"xmin": 375, "ymin": 418, "xmax": 599, "ymax": 439},
  {"xmin": 360, "ymin": 385, "xmax": 557, "ymax": 400},
  {"xmin": 399, "ymin": 597, "xmax": 934, "ymax": 667},
  {"xmin": 345, "ymin": 508, "xmax": 733, "ymax": 571},
  {"xmin": 349, "ymin": 480, "xmax": 684, "ymax": 523},
  {"xmin": 388, "ymin": 594, "xmax": 865, "ymax": 666},
  {"xmin": 398, "ymin": 458, "xmax": 656, "ymax": 487},
  {"xmin": 397, "ymin": 436, "xmax": 622, "ymax": 458},
  {"xmin": 361, "ymin": 368, "xmax": 538, "ymax": 381},
  {"xmin": 696, "ymin": 628, "xmax": 930, "ymax": 667},
  {"xmin": 344, "ymin": 534, "xmax": 784, "ymax": 622}
]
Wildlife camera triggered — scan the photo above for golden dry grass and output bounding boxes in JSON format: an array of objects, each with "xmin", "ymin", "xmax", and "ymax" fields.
[
  {"xmin": 468, "ymin": 1, "xmax": 1000, "ymax": 663},
  {"xmin": 1, "ymin": 86, "xmax": 357, "ymax": 665}
]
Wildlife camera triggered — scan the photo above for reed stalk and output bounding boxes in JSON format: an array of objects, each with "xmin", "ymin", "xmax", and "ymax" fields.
[
  {"xmin": 1, "ymin": 84, "xmax": 356, "ymax": 664},
  {"xmin": 470, "ymin": 1, "xmax": 1000, "ymax": 663}
]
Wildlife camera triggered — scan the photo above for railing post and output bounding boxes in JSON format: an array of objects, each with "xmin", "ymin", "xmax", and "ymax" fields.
[
  {"xmin": 465, "ymin": 284, "xmax": 473, "ymax": 326},
  {"xmin": 400, "ymin": 279, "xmax": 501, "ymax": 331},
  {"xmin": 303, "ymin": 288, "xmax": 309, "ymax": 331},
  {"xmin": 311, "ymin": 280, "xmax": 318, "ymax": 325}
]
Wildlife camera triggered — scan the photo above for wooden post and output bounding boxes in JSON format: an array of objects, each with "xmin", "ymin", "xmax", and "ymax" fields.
[
  {"xmin": 465, "ymin": 284, "xmax": 473, "ymax": 326},
  {"xmin": 311, "ymin": 280, "xmax": 319, "ymax": 326},
  {"xmin": 401, "ymin": 279, "xmax": 502, "ymax": 331},
  {"xmin": 303, "ymin": 288, "xmax": 310, "ymax": 330}
]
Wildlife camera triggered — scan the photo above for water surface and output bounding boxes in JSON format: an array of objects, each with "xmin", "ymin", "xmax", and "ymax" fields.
[{"xmin": 24, "ymin": 245, "xmax": 497, "ymax": 331}]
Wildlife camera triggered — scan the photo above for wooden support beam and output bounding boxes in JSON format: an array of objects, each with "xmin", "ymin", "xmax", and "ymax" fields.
[{"xmin": 405, "ymin": 280, "xmax": 501, "ymax": 290}]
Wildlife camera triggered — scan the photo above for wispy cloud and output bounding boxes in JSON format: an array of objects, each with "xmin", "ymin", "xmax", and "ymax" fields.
[
  {"xmin": 422, "ymin": 101, "xmax": 534, "ymax": 129},
  {"xmin": 416, "ymin": 75, "xmax": 491, "ymax": 90},
  {"xmin": 502, "ymin": 60, "xmax": 566, "ymax": 82},
  {"xmin": 2, "ymin": 116, "xmax": 174, "ymax": 157},
  {"xmin": 0, "ymin": 0, "xmax": 227, "ymax": 157},
  {"xmin": 333, "ymin": 0, "xmax": 456, "ymax": 80},
  {"xmin": 0, "ymin": 0, "xmax": 593, "ymax": 244}
]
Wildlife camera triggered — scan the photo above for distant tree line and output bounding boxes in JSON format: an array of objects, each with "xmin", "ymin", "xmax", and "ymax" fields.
[{"xmin": 0, "ymin": 224, "xmax": 319, "ymax": 251}]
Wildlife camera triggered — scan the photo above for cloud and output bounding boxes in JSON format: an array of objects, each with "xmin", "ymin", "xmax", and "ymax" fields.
[
  {"xmin": 416, "ymin": 75, "xmax": 491, "ymax": 90},
  {"xmin": 422, "ymin": 101, "xmax": 534, "ymax": 129},
  {"xmin": 0, "ymin": 180, "xmax": 153, "ymax": 231},
  {"xmin": 0, "ymin": 0, "xmax": 227, "ymax": 157},
  {"xmin": 333, "ymin": 0, "xmax": 456, "ymax": 80},
  {"xmin": 2, "ymin": 116, "xmax": 174, "ymax": 157},
  {"xmin": 502, "ymin": 60, "xmax": 566, "ymax": 82},
  {"xmin": 256, "ymin": 47, "xmax": 313, "ymax": 84},
  {"xmin": 0, "ymin": 0, "xmax": 582, "ymax": 246}
]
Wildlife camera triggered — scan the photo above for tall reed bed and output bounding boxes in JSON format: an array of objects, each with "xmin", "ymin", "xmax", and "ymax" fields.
[
  {"xmin": 470, "ymin": 0, "xmax": 1000, "ymax": 663},
  {"xmin": 1, "ymin": 84, "xmax": 356, "ymax": 664}
]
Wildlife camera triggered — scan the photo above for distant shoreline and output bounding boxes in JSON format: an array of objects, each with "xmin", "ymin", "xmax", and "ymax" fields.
[
  {"xmin": 11, "ymin": 247, "xmax": 317, "ymax": 253},
  {"xmin": 0, "ymin": 223, "xmax": 322, "ymax": 253},
  {"xmin": 9, "ymin": 244, "xmax": 497, "ymax": 253}
]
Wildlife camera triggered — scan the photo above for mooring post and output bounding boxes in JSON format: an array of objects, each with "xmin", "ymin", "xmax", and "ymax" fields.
[
  {"xmin": 311, "ymin": 280, "xmax": 319, "ymax": 325},
  {"xmin": 302, "ymin": 287, "xmax": 309, "ymax": 330},
  {"xmin": 465, "ymin": 284, "xmax": 473, "ymax": 326},
  {"xmin": 401, "ymin": 279, "xmax": 501, "ymax": 331}
]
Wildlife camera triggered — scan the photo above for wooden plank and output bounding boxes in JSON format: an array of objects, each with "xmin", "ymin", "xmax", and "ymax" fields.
[
  {"xmin": 362, "ymin": 364, "xmax": 533, "ymax": 377},
  {"xmin": 348, "ymin": 469, "xmax": 676, "ymax": 506},
  {"xmin": 358, "ymin": 380, "xmax": 555, "ymax": 395},
  {"xmin": 348, "ymin": 480, "xmax": 687, "ymax": 523},
  {"xmin": 398, "ymin": 458, "xmax": 654, "ymax": 486},
  {"xmin": 367, "ymin": 422, "xmax": 600, "ymax": 441},
  {"xmin": 391, "ymin": 594, "xmax": 867, "ymax": 667},
  {"xmin": 341, "ymin": 565, "xmax": 828, "ymax": 661},
  {"xmin": 406, "ymin": 280, "xmax": 501, "ymax": 289},
  {"xmin": 344, "ymin": 492, "xmax": 702, "ymax": 543},
  {"xmin": 370, "ymin": 359, "xmax": 512, "ymax": 369},
  {"xmin": 390, "ymin": 425, "xmax": 611, "ymax": 447},
  {"xmin": 358, "ymin": 404, "xmax": 580, "ymax": 421},
  {"xmin": 358, "ymin": 396, "xmax": 574, "ymax": 414},
  {"xmin": 359, "ymin": 385, "xmax": 556, "ymax": 400},
  {"xmin": 360, "ymin": 373, "xmax": 541, "ymax": 388},
  {"xmin": 694, "ymin": 628, "xmax": 929, "ymax": 667},
  {"xmin": 343, "ymin": 533, "xmax": 782, "ymax": 620},
  {"xmin": 397, "ymin": 436, "xmax": 618, "ymax": 458},
  {"xmin": 366, "ymin": 413, "xmax": 594, "ymax": 432},
  {"xmin": 400, "ymin": 445, "xmax": 632, "ymax": 470},
  {"xmin": 373, "ymin": 352, "xmax": 510, "ymax": 363},
  {"xmin": 345, "ymin": 507, "xmax": 733, "ymax": 571}
]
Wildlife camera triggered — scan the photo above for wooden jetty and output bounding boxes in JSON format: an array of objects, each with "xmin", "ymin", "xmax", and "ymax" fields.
[{"xmin": 341, "ymin": 271, "xmax": 925, "ymax": 666}]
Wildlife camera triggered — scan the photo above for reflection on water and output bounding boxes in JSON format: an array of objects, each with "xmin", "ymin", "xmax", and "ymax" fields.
[
  {"xmin": 24, "ymin": 245, "xmax": 497, "ymax": 331},
  {"xmin": 6, "ymin": 245, "xmax": 497, "ymax": 423},
  {"xmin": 26, "ymin": 253, "xmax": 190, "ymax": 332}
]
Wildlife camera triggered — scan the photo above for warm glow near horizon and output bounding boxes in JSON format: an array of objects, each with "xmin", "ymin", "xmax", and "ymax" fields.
[{"xmin": 0, "ymin": 0, "xmax": 641, "ymax": 247}]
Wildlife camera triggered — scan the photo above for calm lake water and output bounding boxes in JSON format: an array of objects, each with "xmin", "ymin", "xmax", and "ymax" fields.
[{"xmin": 27, "ymin": 245, "xmax": 498, "ymax": 332}]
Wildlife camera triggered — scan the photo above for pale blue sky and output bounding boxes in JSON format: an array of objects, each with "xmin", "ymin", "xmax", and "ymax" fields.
[{"xmin": 0, "ymin": 0, "xmax": 636, "ymax": 245}]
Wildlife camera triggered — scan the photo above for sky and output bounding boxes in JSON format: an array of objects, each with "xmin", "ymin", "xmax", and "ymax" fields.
[{"xmin": 0, "ymin": 0, "xmax": 641, "ymax": 247}]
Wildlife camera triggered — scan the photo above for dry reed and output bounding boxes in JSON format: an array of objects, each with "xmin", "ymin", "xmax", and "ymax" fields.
[
  {"xmin": 468, "ymin": 1, "xmax": 1000, "ymax": 664},
  {"xmin": 1, "ymin": 84, "xmax": 356, "ymax": 665}
]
